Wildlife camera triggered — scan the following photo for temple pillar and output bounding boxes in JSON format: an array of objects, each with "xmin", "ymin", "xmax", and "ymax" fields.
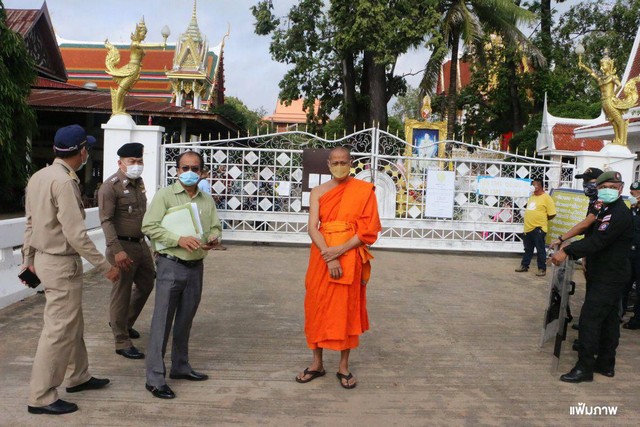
[
  {"xmin": 574, "ymin": 144, "xmax": 636, "ymax": 194},
  {"xmin": 102, "ymin": 115, "xmax": 165, "ymax": 200}
]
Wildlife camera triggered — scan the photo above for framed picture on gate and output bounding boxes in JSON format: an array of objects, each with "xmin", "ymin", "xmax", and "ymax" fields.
[{"xmin": 403, "ymin": 119, "xmax": 447, "ymax": 173}]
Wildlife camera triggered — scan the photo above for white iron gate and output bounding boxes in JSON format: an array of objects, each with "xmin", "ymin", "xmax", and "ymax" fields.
[{"xmin": 161, "ymin": 129, "xmax": 575, "ymax": 252}]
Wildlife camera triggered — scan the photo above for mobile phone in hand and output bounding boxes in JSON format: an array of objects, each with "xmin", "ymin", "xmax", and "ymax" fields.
[{"xmin": 18, "ymin": 268, "xmax": 41, "ymax": 288}]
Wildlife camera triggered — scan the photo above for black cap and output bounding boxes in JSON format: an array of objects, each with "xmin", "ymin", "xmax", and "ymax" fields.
[
  {"xmin": 596, "ymin": 170, "xmax": 623, "ymax": 185},
  {"xmin": 117, "ymin": 142, "xmax": 144, "ymax": 158},
  {"xmin": 575, "ymin": 167, "xmax": 603, "ymax": 180},
  {"xmin": 631, "ymin": 181, "xmax": 640, "ymax": 191},
  {"xmin": 54, "ymin": 124, "xmax": 96, "ymax": 152}
]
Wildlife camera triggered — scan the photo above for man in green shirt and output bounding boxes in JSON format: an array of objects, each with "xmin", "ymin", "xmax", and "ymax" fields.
[{"xmin": 142, "ymin": 151, "xmax": 222, "ymax": 399}]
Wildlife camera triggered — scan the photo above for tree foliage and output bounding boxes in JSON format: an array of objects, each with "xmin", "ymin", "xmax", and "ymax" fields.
[
  {"xmin": 211, "ymin": 96, "xmax": 269, "ymax": 134},
  {"xmin": 390, "ymin": 85, "xmax": 422, "ymax": 122},
  {"xmin": 252, "ymin": 0, "xmax": 438, "ymax": 131},
  {"xmin": 420, "ymin": 0, "xmax": 541, "ymax": 140},
  {"xmin": 0, "ymin": 1, "xmax": 37, "ymax": 212}
]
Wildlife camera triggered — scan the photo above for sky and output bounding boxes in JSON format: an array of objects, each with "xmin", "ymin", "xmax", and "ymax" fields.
[{"xmin": 7, "ymin": 0, "xmax": 583, "ymax": 114}]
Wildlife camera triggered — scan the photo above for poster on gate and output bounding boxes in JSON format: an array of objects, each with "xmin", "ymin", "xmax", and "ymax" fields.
[{"xmin": 424, "ymin": 170, "xmax": 455, "ymax": 218}]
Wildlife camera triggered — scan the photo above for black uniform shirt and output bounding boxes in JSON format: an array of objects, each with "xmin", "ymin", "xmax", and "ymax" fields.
[
  {"xmin": 631, "ymin": 206, "xmax": 640, "ymax": 249},
  {"xmin": 564, "ymin": 197, "xmax": 632, "ymax": 284},
  {"xmin": 584, "ymin": 197, "xmax": 602, "ymax": 237}
]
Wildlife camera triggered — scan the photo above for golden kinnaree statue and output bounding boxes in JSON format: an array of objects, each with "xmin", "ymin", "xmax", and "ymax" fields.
[
  {"xmin": 105, "ymin": 19, "xmax": 148, "ymax": 116},
  {"xmin": 578, "ymin": 49, "xmax": 640, "ymax": 146}
]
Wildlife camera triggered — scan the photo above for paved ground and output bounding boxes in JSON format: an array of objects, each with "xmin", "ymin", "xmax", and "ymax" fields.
[{"xmin": 0, "ymin": 244, "xmax": 638, "ymax": 426}]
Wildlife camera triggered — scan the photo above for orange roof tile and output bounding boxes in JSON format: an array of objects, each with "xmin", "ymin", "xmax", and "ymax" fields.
[
  {"xmin": 552, "ymin": 124, "xmax": 604, "ymax": 151},
  {"xmin": 264, "ymin": 99, "xmax": 320, "ymax": 124}
]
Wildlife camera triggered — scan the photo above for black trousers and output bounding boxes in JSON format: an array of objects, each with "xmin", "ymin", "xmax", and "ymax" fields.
[{"xmin": 578, "ymin": 281, "xmax": 624, "ymax": 372}]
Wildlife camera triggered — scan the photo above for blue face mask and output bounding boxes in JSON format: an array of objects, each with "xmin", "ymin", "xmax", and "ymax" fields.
[
  {"xmin": 598, "ymin": 188, "xmax": 620, "ymax": 204},
  {"xmin": 178, "ymin": 170, "xmax": 200, "ymax": 186},
  {"xmin": 583, "ymin": 182, "xmax": 598, "ymax": 199}
]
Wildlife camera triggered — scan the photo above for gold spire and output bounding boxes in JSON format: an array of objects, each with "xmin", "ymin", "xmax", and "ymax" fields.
[{"xmin": 184, "ymin": 0, "xmax": 202, "ymax": 42}]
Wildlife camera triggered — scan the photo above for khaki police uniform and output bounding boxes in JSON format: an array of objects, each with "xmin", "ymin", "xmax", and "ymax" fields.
[
  {"xmin": 23, "ymin": 159, "xmax": 112, "ymax": 407},
  {"xmin": 98, "ymin": 169, "xmax": 154, "ymax": 350}
]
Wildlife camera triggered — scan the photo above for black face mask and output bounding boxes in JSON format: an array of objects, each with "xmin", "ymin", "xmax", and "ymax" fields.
[{"xmin": 583, "ymin": 182, "xmax": 598, "ymax": 198}]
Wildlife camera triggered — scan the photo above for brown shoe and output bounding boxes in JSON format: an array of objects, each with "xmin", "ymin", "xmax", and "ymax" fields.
[
  {"xmin": 212, "ymin": 244, "xmax": 227, "ymax": 250},
  {"xmin": 515, "ymin": 265, "xmax": 529, "ymax": 272},
  {"xmin": 536, "ymin": 269, "xmax": 546, "ymax": 276}
]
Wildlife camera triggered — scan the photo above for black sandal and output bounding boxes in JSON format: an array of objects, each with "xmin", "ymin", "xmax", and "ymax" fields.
[
  {"xmin": 295, "ymin": 368, "xmax": 326, "ymax": 383},
  {"xmin": 336, "ymin": 372, "xmax": 357, "ymax": 389}
]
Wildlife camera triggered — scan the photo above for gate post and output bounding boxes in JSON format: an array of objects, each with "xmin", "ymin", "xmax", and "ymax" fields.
[{"xmin": 102, "ymin": 115, "xmax": 165, "ymax": 201}]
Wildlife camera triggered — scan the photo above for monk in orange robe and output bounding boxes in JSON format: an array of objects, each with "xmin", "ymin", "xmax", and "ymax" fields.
[{"xmin": 296, "ymin": 147, "xmax": 381, "ymax": 389}]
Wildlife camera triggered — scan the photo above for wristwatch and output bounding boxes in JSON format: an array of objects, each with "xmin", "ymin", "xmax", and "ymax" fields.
[{"xmin": 558, "ymin": 235, "xmax": 564, "ymax": 243}]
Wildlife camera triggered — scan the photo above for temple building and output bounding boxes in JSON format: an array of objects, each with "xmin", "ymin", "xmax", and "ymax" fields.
[
  {"xmin": 536, "ymin": 26, "xmax": 640, "ymax": 181},
  {"xmin": 6, "ymin": 1, "xmax": 239, "ymax": 204},
  {"xmin": 263, "ymin": 99, "xmax": 321, "ymax": 133}
]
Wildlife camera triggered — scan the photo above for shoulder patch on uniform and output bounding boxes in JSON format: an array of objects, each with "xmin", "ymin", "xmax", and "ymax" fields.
[
  {"xmin": 602, "ymin": 214, "xmax": 612, "ymax": 222},
  {"xmin": 598, "ymin": 222, "xmax": 609, "ymax": 231}
]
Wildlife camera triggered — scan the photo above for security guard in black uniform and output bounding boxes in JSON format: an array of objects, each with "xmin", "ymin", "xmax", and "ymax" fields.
[
  {"xmin": 551, "ymin": 171, "xmax": 632, "ymax": 383},
  {"xmin": 623, "ymin": 181, "xmax": 640, "ymax": 329}
]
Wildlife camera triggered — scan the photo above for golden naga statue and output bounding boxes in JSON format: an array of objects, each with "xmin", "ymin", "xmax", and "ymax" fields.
[
  {"xmin": 578, "ymin": 49, "xmax": 640, "ymax": 146},
  {"xmin": 105, "ymin": 20, "xmax": 148, "ymax": 116}
]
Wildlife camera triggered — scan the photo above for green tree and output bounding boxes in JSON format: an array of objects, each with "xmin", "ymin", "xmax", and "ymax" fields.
[
  {"xmin": 0, "ymin": 1, "xmax": 37, "ymax": 212},
  {"xmin": 252, "ymin": 0, "xmax": 438, "ymax": 132},
  {"xmin": 211, "ymin": 96, "xmax": 269, "ymax": 134},
  {"xmin": 419, "ymin": 0, "xmax": 541, "ymax": 140},
  {"xmin": 391, "ymin": 85, "xmax": 422, "ymax": 122}
]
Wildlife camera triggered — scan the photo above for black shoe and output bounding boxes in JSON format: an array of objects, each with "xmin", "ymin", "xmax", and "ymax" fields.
[
  {"xmin": 594, "ymin": 367, "xmax": 615, "ymax": 377},
  {"xmin": 145, "ymin": 383, "xmax": 175, "ymax": 399},
  {"xmin": 169, "ymin": 370, "xmax": 209, "ymax": 381},
  {"xmin": 109, "ymin": 322, "xmax": 140, "ymax": 339},
  {"xmin": 560, "ymin": 367, "xmax": 593, "ymax": 383},
  {"xmin": 623, "ymin": 319, "xmax": 640, "ymax": 330},
  {"xmin": 571, "ymin": 323, "xmax": 579, "ymax": 331},
  {"xmin": 572, "ymin": 339, "xmax": 580, "ymax": 351},
  {"xmin": 66, "ymin": 377, "xmax": 110, "ymax": 393},
  {"xmin": 28, "ymin": 399, "xmax": 78, "ymax": 415},
  {"xmin": 116, "ymin": 346, "xmax": 145, "ymax": 359}
]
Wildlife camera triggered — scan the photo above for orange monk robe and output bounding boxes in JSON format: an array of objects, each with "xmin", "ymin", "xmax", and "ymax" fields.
[{"xmin": 304, "ymin": 178, "xmax": 382, "ymax": 351}]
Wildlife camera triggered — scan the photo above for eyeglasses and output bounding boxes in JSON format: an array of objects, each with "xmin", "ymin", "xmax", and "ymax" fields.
[{"xmin": 179, "ymin": 165, "xmax": 201, "ymax": 173}]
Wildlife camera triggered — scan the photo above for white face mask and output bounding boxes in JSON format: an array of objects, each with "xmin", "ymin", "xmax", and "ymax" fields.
[
  {"xmin": 529, "ymin": 185, "xmax": 536, "ymax": 193},
  {"xmin": 76, "ymin": 150, "xmax": 89, "ymax": 171},
  {"xmin": 125, "ymin": 164, "xmax": 144, "ymax": 179}
]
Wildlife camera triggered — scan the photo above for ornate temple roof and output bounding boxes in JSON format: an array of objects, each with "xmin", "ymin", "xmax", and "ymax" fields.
[{"xmin": 5, "ymin": 4, "xmax": 67, "ymax": 82}]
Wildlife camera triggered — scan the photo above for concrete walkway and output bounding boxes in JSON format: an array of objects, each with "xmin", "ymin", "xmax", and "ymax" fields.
[{"xmin": 0, "ymin": 245, "xmax": 638, "ymax": 426}]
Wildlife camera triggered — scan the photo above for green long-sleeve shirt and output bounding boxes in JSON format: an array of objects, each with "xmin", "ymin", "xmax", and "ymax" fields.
[{"xmin": 142, "ymin": 181, "xmax": 222, "ymax": 261}]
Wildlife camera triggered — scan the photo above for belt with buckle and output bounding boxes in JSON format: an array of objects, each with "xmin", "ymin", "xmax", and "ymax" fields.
[
  {"xmin": 118, "ymin": 235, "xmax": 145, "ymax": 243},
  {"xmin": 158, "ymin": 253, "xmax": 202, "ymax": 268}
]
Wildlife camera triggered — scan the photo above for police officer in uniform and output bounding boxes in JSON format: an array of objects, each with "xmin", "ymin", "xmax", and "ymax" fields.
[
  {"xmin": 22, "ymin": 125, "xmax": 120, "ymax": 415},
  {"xmin": 551, "ymin": 171, "xmax": 632, "ymax": 382},
  {"xmin": 622, "ymin": 181, "xmax": 640, "ymax": 329},
  {"xmin": 98, "ymin": 142, "xmax": 155, "ymax": 359}
]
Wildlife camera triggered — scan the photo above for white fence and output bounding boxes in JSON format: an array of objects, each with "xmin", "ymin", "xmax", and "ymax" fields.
[
  {"xmin": 161, "ymin": 129, "xmax": 575, "ymax": 252},
  {"xmin": 0, "ymin": 208, "xmax": 106, "ymax": 310}
]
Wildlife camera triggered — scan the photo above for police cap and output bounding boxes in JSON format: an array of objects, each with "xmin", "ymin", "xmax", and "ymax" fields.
[
  {"xmin": 54, "ymin": 125, "xmax": 96, "ymax": 152},
  {"xmin": 117, "ymin": 142, "xmax": 144, "ymax": 158},
  {"xmin": 575, "ymin": 167, "xmax": 603, "ymax": 180},
  {"xmin": 630, "ymin": 181, "xmax": 640, "ymax": 191},
  {"xmin": 596, "ymin": 170, "xmax": 623, "ymax": 185}
]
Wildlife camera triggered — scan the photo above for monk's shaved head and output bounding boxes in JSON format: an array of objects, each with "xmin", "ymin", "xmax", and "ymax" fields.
[{"xmin": 328, "ymin": 146, "xmax": 351, "ymax": 160}]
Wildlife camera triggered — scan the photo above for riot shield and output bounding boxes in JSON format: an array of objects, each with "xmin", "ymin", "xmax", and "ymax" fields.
[{"xmin": 539, "ymin": 258, "xmax": 575, "ymax": 372}]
